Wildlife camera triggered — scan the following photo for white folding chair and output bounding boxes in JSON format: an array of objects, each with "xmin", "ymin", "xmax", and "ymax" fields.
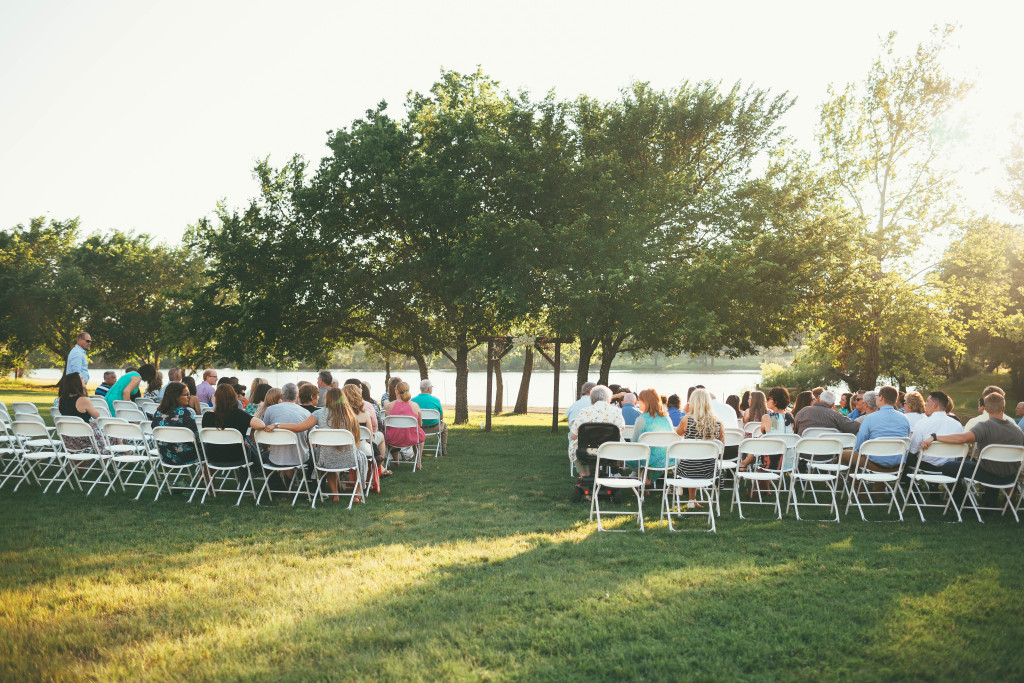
[
  {"xmin": 718, "ymin": 428, "xmax": 744, "ymax": 497},
  {"xmin": 662, "ymin": 440, "xmax": 721, "ymax": 532},
  {"xmin": 589, "ymin": 442, "xmax": 649, "ymax": 532},
  {"xmin": 199, "ymin": 428, "xmax": 259, "ymax": 505},
  {"xmin": 55, "ymin": 419, "xmax": 115, "ymax": 495},
  {"xmin": 900, "ymin": 443, "xmax": 969, "ymax": 523},
  {"xmin": 89, "ymin": 397, "xmax": 112, "ymax": 418},
  {"xmin": 787, "ymin": 437, "xmax": 845, "ymax": 522},
  {"xmin": 961, "ymin": 444, "xmax": 1024, "ymax": 523},
  {"xmin": 11, "ymin": 420, "xmax": 69, "ymax": 493},
  {"xmin": 635, "ymin": 431, "xmax": 679, "ymax": 496},
  {"xmin": 12, "ymin": 402, "xmax": 40, "ymax": 417},
  {"xmin": 150, "ymin": 426, "xmax": 204, "ymax": 502},
  {"xmin": 103, "ymin": 422, "xmax": 161, "ymax": 500},
  {"xmin": 742, "ymin": 421, "xmax": 762, "ymax": 438},
  {"xmin": 845, "ymin": 438, "xmax": 908, "ymax": 521},
  {"xmin": 420, "ymin": 409, "xmax": 443, "ymax": 458},
  {"xmin": 112, "ymin": 400, "xmax": 138, "ymax": 413},
  {"xmin": 383, "ymin": 415, "xmax": 422, "ymax": 472},
  {"xmin": 621, "ymin": 424, "xmax": 635, "ymax": 442},
  {"xmin": 0, "ymin": 410, "xmax": 23, "ymax": 490},
  {"xmin": 308, "ymin": 428, "xmax": 364, "ymax": 509},
  {"xmin": 114, "ymin": 406, "xmax": 147, "ymax": 424},
  {"xmin": 253, "ymin": 430, "xmax": 312, "ymax": 506},
  {"xmin": 733, "ymin": 437, "xmax": 790, "ymax": 520},
  {"xmin": 802, "ymin": 427, "xmax": 840, "ymax": 438}
]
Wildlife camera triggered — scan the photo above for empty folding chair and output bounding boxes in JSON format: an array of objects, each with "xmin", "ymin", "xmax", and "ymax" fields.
[
  {"xmin": 150, "ymin": 426, "xmax": 204, "ymax": 502},
  {"xmin": 621, "ymin": 424, "xmax": 635, "ymax": 442},
  {"xmin": 308, "ymin": 428, "xmax": 364, "ymax": 509},
  {"xmin": 383, "ymin": 414, "xmax": 422, "ymax": 472},
  {"xmin": 802, "ymin": 427, "xmax": 840, "ymax": 438},
  {"xmin": 55, "ymin": 419, "xmax": 115, "ymax": 495},
  {"xmin": 253, "ymin": 430, "xmax": 312, "ymax": 506},
  {"xmin": 589, "ymin": 442, "xmax": 649, "ymax": 532},
  {"xmin": 845, "ymin": 438, "xmax": 908, "ymax": 522},
  {"xmin": 199, "ymin": 428, "xmax": 259, "ymax": 505},
  {"xmin": 102, "ymin": 422, "xmax": 161, "ymax": 500},
  {"xmin": 0, "ymin": 411, "xmax": 23, "ymax": 490},
  {"xmin": 662, "ymin": 440, "xmax": 721, "ymax": 532},
  {"xmin": 114, "ymin": 406, "xmax": 147, "ymax": 424},
  {"xmin": 420, "ymin": 409, "xmax": 443, "ymax": 458},
  {"xmin": 11, "ymin": 402, "xmax": 40, "ymax": 417},
  {"xmin": 635, "ymin": 431, "xmax": 679, "ymax": 496},
  {"xmin": 960, "ymin": 444, "xmax": 1024, "ymax": 523},
  {"xmin": 901, "ymin": 442, "xmax": 969, "ymax": 522},
  {"xmin": 787, "ymin": 437, "xmax": 845, "ymax": 522},
  {"xmin": 89, "ymin": 397, "xmax": 112, "ymax": 418},
  {"xmin": 732, "ymin": 437, "xmax": 790, "ymax": 520},
  {"xmin": 112, "ymin": 400, "xmax": 138, "ymax": 413},
  {"xmin": 11, "ymin": 420, "xmax": 70, "ymax": 493}
]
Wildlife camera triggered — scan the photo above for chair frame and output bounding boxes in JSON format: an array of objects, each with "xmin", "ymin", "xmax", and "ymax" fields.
[
  {"xmin": 102, "ymin": 421, "xmax": 161, "ymax": 500},
  {"xmin": 150, "ymin": 426, "xmax": 204, "ymax": 502},
  {"xmin": 308, "ymin": 428, "xmax": 363, "ymax": 509},
  {"xmin": 960, "ymin": 444, "xmax": 1024, "ymax": 523},
  {"xmin": 589, "ymin": 442, "xmax": 649, "ymax": 532},
  {"xmin": 900, "ymin": 443, "xmax": 969, "ymax": 523},
  {"xmin": 787, "ymin": 437, "xmax": 845, "ymax": 522},
  {"xmin": 383, "ymin": 414, "xmax": 423, "ymax": 472},
  {"xmin": 199, "ymin": 427, "xmax": 260, "ymax": 505},
  {"xmin": 733, "ymin": 437, "xmax": 790, "ymax": 520},
  {"xmin": 253, "ymin": 429, "xmax": 312, "ymax": 506},
  {"xmin": 635, "ymin": 431, "xmax": 680, "ymax": 497},
  {"xmin": 12, "ymin": 420, "xmax": 71, "ymax": 493},
  {"xmin": 55, "ymin": 419, "xmax": 116, "ymax": 496},
  {"xmin": 845, "ymin": 438, "xmax": 908, "ymax": 522},
  {"xmin": 420, "ymin": 409, "xmax": 443, "ymax": 458},
  {"xmin": 662, "ymin": 440, "xmax": 721, "ymax": 532}
]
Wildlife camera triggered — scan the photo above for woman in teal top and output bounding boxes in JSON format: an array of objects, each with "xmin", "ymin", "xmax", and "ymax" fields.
[
  {"xmin": 628, "ymin": 388, "xmax": 674, "ymax": 482},
  {"xmin": 105, "ymin": 364, "xmax": 156, "ymax": 413}
]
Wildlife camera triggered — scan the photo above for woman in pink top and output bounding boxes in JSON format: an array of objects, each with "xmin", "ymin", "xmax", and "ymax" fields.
[{"xmin": 385, "ymin": 381, "xmax": 426, "ymax": 453}]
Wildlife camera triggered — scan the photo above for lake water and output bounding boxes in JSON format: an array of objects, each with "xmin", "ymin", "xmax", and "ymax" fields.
[{"xmin": 29, "ymin": 368, "xmax": 763, "ymax": 409}]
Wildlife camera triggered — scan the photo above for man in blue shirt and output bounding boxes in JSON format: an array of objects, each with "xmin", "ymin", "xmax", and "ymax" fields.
[
  {"xmin": 843, "ymin": 385, "xmax": 910, "ymax": 471},
  {"xmin": 620, "ymin": 393, "xmax": 641, "ymax": 426},
  {"xmin": 412, "ymin": 379, "xmax": 447, "ymax": 456},
  {"xmin": 66, "ymin": 332, "xmax": 91, "ymax": 386}
]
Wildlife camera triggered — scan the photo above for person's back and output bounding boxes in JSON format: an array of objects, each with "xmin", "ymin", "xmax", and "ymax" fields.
[
  {"xmin": 263, "ymin": 399, "xmax": 311, "ymax": 466},
  {"xmin": 620, "ymin": 399, "xmax": 641, "ymax": 427},
  {"xmin": 795, "ymin": 392, "xmax": 859, "ymax": 435},
  {"xmin": 411, "ymin": 392, "xmax": 442, "ymax": 425}
]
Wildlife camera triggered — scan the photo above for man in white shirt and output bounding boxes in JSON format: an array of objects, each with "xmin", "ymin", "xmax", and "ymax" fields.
[
  {"xmin": 566, "ymin": 382, "xmax": 596, "ymax": 427},
  {"xmin": 906, "ymin": 390, "xmax": 964, "ymax": 472},
  {"xmin": 964, "ymin": 386, "xmax": 1018, "ymax": 432}
]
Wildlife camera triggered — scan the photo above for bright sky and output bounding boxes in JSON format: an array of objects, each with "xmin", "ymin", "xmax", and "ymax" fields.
[{"xmin": 1, "ymin": 0, "xmax": 1021, "ymax": 243}]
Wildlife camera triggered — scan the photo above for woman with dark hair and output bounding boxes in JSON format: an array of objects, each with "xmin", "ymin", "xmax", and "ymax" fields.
[
  {"xmin": 57, "ymin": 371, "xmax": 104, "ymax": 452},
  {"xmin": 666, "ymin": 394, "xmax": 684, "ymax": 427},
  {"xmin": 383, "ymin": 376, "xmax": 403, "ymax": 413},
  {"xmin": 740, "ymin": 390, "xmax": 751, "ymax": 413},
  {"xmin": 150, "ymin": 381, "xmax": 200, "ymax": 465},
  {"xmin": 245, "ymin": 383, "xmax": 272, "ymax": 415},
  {"xmin": 105, "ymin": 363, "xmax": 157, "ymax": 413},
  {"xmin": 791, "ymin": 390, "xmax": 813, "ymax": 420},
  {"xmin": 144, "ymin": 371, "xmax": 163, "ymax": 401},
  {"xmin": 725, "ymin": 394, "xmax": 741, "ymax": 418},
  {"xmin": 181, "ymin": 376, "xmax": 203, "ymax": 415},
  {"xmin": 201, "ymin": 383, "xmax": 266, "ymax": 467},
  {"xmin": 298, "ymin": 383, "xmax": 319, "ymax": 413},
  {"xmin": 761, "ymin": 386, "xmax": 795, "ymax": 435},
  {"xmin": 838, "ymin": 392, "xmax": 853, "ymax": 415},
  {"xmin": 743, "ymin": 390, "xmax": 768, "ymax": 427}
]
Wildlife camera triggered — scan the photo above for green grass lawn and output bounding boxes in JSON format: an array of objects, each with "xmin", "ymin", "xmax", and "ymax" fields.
[
  {"xmin": 938, "ymin": 372, "xmax": 1021, "ymax": 421},
  {"xmin": 3, "ymin": 390, "xmax": 1024, "ymax": 681}
]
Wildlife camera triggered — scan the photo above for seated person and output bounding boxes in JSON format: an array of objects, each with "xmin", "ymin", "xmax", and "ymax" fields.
[
  {"xmin": 383, "ymin": 381, "xmax": 425, "ymax": 459},
  {"xmin": 905, "ymin": 390, "xmax": 963, "ymax": 474},
  {"xmin": 666, "ymin": 394, "xmax": 684, "ymax": 427},
  {"xmin": 297, "ymin": 382, "xmax": 319, "ymax": 413},
  {"xmin": 674, "ymin": 388, "xmax": 724, "ymax": 508},
  {"xmin": 620, "ymin": 393, "xmax": 642, "ymax": 427},
  {"xmin": 57, "ymin": 371, "xmax": 104, "ymax": 452},
  {"xmin": 412, "ymin": 379, "xmax": 448, "ymax": 456},
  {"xmin": 841, "ymin": 386, "xmax": 909, "ymax": 472},
  {"xmin": 261, "ymin": 383, "xmax": 313, "ymax": 468},
  {"xmin": 150, "ymin": 381, "xmax": 200, "ymax": 465},
  {"xmin": 94, "ymin": 371, "xmax": 116, "ymax": 398},
  {"xmin": 567, "ymin": 385, "xmax": 624, "ymax": 476},
  {"xmin": 629, "ymin": 388, "xmax": 672, "ymax": 483},
  {"xmin": 201, "ymin": 384, "xmax": 266, "ymax": 468}
]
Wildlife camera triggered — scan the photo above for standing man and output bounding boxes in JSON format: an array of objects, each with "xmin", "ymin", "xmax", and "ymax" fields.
[
  {"xmin": 412, "ymin": 379, "xmax": 448, "ymax": 456},
  {"xmin": 197, "ymin": 368, "xmax": 217, "ymax": 406},
  {"xmin": 67, "ymin": 332, "xmax": 92, "ymax": 387},
  {"xmin": 317, "ymin": 370, "xmax": 333, "ymax": 407}
]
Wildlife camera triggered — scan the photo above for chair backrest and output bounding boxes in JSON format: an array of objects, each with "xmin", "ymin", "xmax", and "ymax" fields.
[
  {"xmin": 722, "ymin": 428, "xmax": 744, "ymax": 447},
  {"xmin": 576, "ymin": 422, "xmax": 621, "ymax": 451},
  {"xmin": 830, "ymin": 432, "xmax": 856, "ymax": 449},
  {"xmin": 858, "ymin": 438, "xmax": 907, "ymax": 459},
  {"xmin": 595, "ymin": 441, "xmax": 649, "ymax": 468},
  {"xmin": 96, "ymin": 417, "xmax": 130, "ymax": 430},
  {"xmin": 112, "ymin": 400, "xmax": 137, "ymax": 411},
  {"xmin": 199, "ymin": 427, "xmax": 244, "ymax": 446},
  {"xmin": 17, "ymin": 413, "xmax": 47, "ymax": 427},
  {"xmin": 665, "ymin": 441, "xmax": 720, "ymax": 472},
  {"xmin": 976, "ymin": 444, "xmax": 1024, "ymax": 467},
  {"xmin": 420, "ymin": 409, "xmax": 441, "ymax": 422},
  {"xmin": 12, "ymin": 402, "xmax": 39, "ymax": 416},
  {"xmin": 103, "ymin": 422, "xmax": 148, "ymax": 443},
  {"xmin": 200, "ymin": 405, "xmax": 215, "ymax": 415},
  {"xmin": 89, "ymin": 398, "xmax": 112, "ymax": 417},
  {"xmin": 795, "ymin": 436, "xmax": 844, "ymax": 459},
  {"xmin": 253, "ymin": 429, "xmax": 300, "ymax": 447},
  {"xmin": 912, "ymin": 442, "xmax": 968, "ymax": 470},
  {"xmin": 53, "ymin": 415, "xmax": 84, "ymax": 426},
  {"xmin": 114, "ymin": 407, "xmax": 146, "ymax": 423},
  {"xmin": 151, "ymin": 425, "xmax": 198, "ymax": 446},
  {"xmin": 802, "ymin": 427, "xmax": 839, "ymax": 438},
  {"xmin": 359, "ymin": 425, "xmax": 372, "ymax": 442},
  {"xmin": 55, "ymin": 419, "xmax": 93, "ymax": 438},
  {"xmin": 13, "ymin": 420, "xmax": 51, "ymax": 440},
  {"xmin": 383, "ymin": 415, "xmax": 418, "ymax": 430},
  {"xmin": 309, "ymin": 428, "xmax": 356, "ymax": 448},
  {"xmin": 620, "ymin": 424, "xmax": 634, "ymax": 441},
  {"xmin": 636, "ymin": 431, "xmax": 680, "ymax": 449},
  {"xmin": 739, "ymin": 437, "xmax": 788, "ymax": 458}
]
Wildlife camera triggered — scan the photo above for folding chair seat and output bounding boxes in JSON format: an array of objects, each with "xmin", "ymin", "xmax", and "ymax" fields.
[
  {"xmin": 150, "ymin": 426, "xmax": 204, "ymax": 502},
  {"xmin": 55, "ymin": 419, "xmax": 115, "ymax": 495},
  {"xmin": 253, "ymin": 430, "xmax": 312, "ymax": 506},
  {"xmin": 845, "ymin": 438, "xmax": 908, "ymax": 521},
  {"xmin": 199, "ymin": 428, "xmax": 259, "ymax": 505},
  {"xmin": 901, "ymin": 442, "xmax": 968, "ymax": 522},
  {"xmin": 733, "ymin": 437, "xmax": 790, "ymax": 519},
  {"xmin": 635, "ymin": 431, "xmax": 680, "ymax": 496},
  {"xmin": 802, "ymin": 427, "xmax": 840, "ymax": 438},
  {"xmin": 787, "ymin": 437, "xmax": 845, "ymax": 522},
  {"xmin": 589, "ymin": 442, "xmax": 649, "ymax": 532},
  {"xmin": 961, "ymin": 444, "xmax": 1024, "ymax": 523},
  {"xmin": 308, "ymin": 428, "xmax": 364, "ymax": 509},
  {"xmin": 102, "ymin": 422, "xmax": 161, "ymax": 500},
  {"xmin": 12, "ymin": 421, "xmax": 70, "ymax": 493},
  {"xmin": 662, "ymin": 440, "xmax": 721, "ymax": 532},
  {"xmin": 742, "ymin": 421, "xmax": 763, "ymax": 438},
  {"xmin": 420, "ymin": 409, "xmax": 443, "ymax": 458},
  {"xmin": 383, "ymin": 415, "xmax": 422, "ymax": 472}
]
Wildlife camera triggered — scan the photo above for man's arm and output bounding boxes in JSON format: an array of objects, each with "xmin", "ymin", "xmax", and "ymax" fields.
[{"xmin": 921, "ymin": 430, "xmax": 975, "ymax": 450}]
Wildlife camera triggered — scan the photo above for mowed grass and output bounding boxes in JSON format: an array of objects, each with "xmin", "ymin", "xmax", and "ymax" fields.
[{"xmin": 2, "ymin": 389, "xmax": 1024, "ymax": 681}]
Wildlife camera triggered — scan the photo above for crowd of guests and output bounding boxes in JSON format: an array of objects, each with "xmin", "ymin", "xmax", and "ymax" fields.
[
  {"xmin": 564, "ymin": 379, "xmax": 1024, "ymax": 510},
  {"xmin": 54, "ymin": 367, "xmax": 450, "ymax": 504}
]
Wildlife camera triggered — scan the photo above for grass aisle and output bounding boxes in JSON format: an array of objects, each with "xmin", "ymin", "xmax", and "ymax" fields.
[{"xmin": 1, "ymin": 411, "xmax": 1023, "ymax": 681}]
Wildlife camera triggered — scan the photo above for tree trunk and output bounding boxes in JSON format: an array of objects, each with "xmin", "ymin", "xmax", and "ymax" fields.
[
  {"xmin": 514, "ymin": 345, "xmax": 533, "ymax": 414},
  {"xmin": 856, "ymin": 333, "xmax": 880, "ymax": 390},
  {"xmin": 454, "ymin": 337, "xmax": 470, "ymax": 425},
  {"xmin": 576, "ymin": 337, "xmax": 599, "ymax": 398},
  {"xmin": 414, "ymin": 352, "xmax": 429, "ymax": 380},
  {"xmin": 597, "ymin": 334, "xmax": 625, "ymax": 387},
  {"xmin": 494, "ymin": 359, "xmax": 503, "ymax": 413},
  {"xmin": 384, "ymin": 356, "xmax": 391, "ymax": 391}
]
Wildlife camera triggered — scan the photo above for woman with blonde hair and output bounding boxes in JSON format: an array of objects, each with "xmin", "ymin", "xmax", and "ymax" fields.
[
  {"xmin": 384, "ymin": 380, "xmax": 425, "ymax": 462},
  {"xmin": 247, "ymin": 377, "xmax": 267, "ymax": 404},
  {"xmin": 253, "ymin": 388, "xmax": 282, "ymax": 422},
  {"xmin": 343, "ymin": 382, "xmax": 390, "ymax": 476},
  {"xmin": 903, "ymin": 391, "xmax": 926, "ymax": 431},
  {"xmin": 674, "ymin": 388, "xmax": 724, "ymax": 508}
]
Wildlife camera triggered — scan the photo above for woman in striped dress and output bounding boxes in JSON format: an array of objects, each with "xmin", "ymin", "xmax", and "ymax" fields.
[{"xmin": 673, "ymin": 388, "xmax": 724, "ymax": 508}]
